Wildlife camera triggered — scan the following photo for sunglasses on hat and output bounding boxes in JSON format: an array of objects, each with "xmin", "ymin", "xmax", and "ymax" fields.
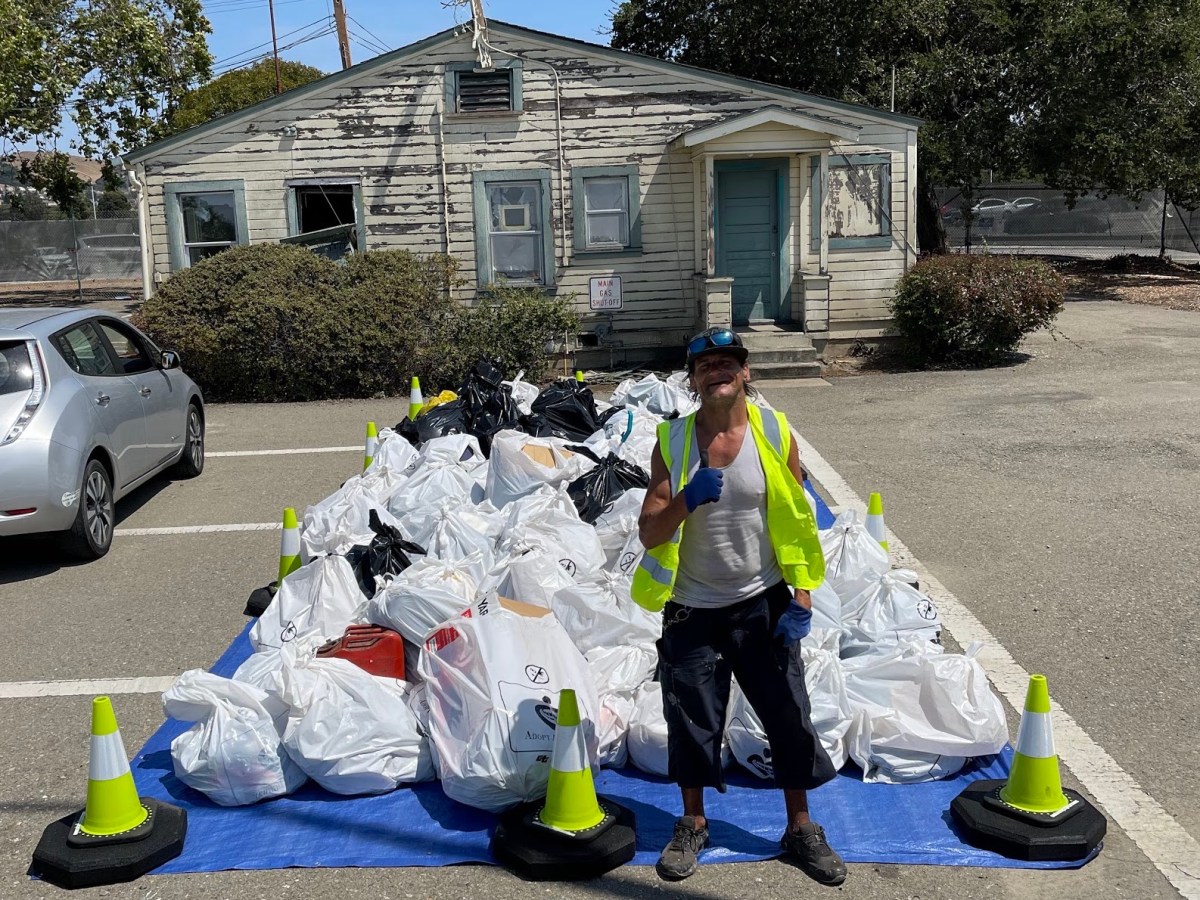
[{"xmin": 687, "ymin": 329, "xmax": 738, "ymax": 357}]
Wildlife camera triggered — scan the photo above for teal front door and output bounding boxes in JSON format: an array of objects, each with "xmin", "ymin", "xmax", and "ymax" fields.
[{"xmin": 716, "ymin": 162, "xmax": 785, "ymax": 324}]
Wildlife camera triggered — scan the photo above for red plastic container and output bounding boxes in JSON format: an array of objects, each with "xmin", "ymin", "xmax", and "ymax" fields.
[{"xmin": 316, "ymin": 624, "xmax": 407, "ymax": 680}]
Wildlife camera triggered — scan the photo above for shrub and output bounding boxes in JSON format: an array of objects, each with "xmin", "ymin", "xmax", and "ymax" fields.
[
  {"xmin": 133, "ymin": 244, "xmax": 578, "ymax": 402},
  {"xmin": 889, "ymin": 255, "xmax": 1065, "ymax": 367}
]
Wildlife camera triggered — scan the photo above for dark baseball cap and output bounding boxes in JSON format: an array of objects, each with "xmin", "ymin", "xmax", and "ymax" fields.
[{"xmin": 685, "ymin": 327, "xmax": 749, "ymax": 367}]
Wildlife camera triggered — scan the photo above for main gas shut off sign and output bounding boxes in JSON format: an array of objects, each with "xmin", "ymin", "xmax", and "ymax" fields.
[{"xmin": 589, "ymin": 276, "xmax": 622, "ymax": 311}]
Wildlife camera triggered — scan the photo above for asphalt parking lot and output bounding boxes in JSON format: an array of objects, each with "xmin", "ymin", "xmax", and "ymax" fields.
[{"xmin": 1, "ymin": 299, "xmax": 1196, "ymax": 899}]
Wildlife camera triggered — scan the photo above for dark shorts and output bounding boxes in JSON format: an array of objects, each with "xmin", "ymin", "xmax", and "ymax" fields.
[{"xmin": 656, "ymin": 580, "xmax": 837, "ymax": 792}]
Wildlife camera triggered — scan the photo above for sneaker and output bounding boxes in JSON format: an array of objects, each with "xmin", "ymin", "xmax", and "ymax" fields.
[
  {"xmin": 656, "ymin": 816, "xmax": 709, "ymax": 880},
  {"xmin": 780, "ymin": 822, "xmax": 847, "ymax": 886}
]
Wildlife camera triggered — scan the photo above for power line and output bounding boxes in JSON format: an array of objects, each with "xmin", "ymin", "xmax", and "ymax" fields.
[
  {"xmin": 346, "ymin": 24, "xmax": 388, "ymax": 57},
  {"xmin": 210, "ymin": 16, "xmax": 332, "ymax": 71},
  {"xmin": 211, "ymin": 24, "xmax": 335, "ymax": 76},
  {"xmin": 346, "ymin": 14, "xmax": 390, "ymax": 51}
]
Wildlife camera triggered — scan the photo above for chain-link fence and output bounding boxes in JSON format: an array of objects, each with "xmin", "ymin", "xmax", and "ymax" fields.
[
  {"xmin": 0, "ymin": 218, "xmax": 140, "ymax": 283},
  {"xmin": 937, "ymin": 185, "xmax": 1200, "ymax": 258}
]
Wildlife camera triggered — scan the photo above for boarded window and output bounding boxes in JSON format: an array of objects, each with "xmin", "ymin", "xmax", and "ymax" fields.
[
  {"xmin": 825, "ymin": 163, "xmax": 886, "ymax": 238},
  {"xmin": 457, "ymin": 69, "xmax": 514, "ymax": 113}
]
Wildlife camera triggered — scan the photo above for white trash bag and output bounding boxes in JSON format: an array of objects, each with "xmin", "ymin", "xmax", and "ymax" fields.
[
  {"xmin": 368, "ymin": 553, "xmax": 483, "ymax": 645},
  {"xmin": 367, "ymin": 427, "xmax": 420, "ymax": 476},
  {"xmin": 550, "ymin": 572, "xmax": 661, "ymax": 654},
  {"xmin": 840, "ymin": 569, "xmax": 942, "ymax": 657},
  {"xmin": 504, "ymin": 371, "xmax": 540, "ymax": 416},
  {"xmin": 799, "ymin": 642, "xmax": 854, "ymax": 771},
  {"xmin": 417, "ymin": 596, "xmax": 600, "ymax": 812},
  {"xmin": 610, "ymin": 373, "xmax": 697, "ymax": 418},
  {"xmin": 843, "ymin": 640, "xmax": 1008, "ymax": 783},
  {"xmin": 278, "ymin": 654, "xmax": 433, "ymax": 795},
  {"xmin": 164, "ymin": 669, "xmax": 307, "ymax": 806},
  {"xmin": 302, "ymin": 480, "xmax": 408, "ymax": 558},
  {"xmin": 592, "ymin": 488, "xmax": 646, "ymax": 571},
  {"xmin": 402, "ymin": 498, "xmax": 501, "ymax": 570},
  {"xmin": 596, "ymin": 690, "xmax": 636, "ymax": 768},
  {"xmin": 499, "ymin": 485, "xmax": 606, "ymax": 582},
  {"xmin": 626, "ymin": 681, "xmax": 670, "ymax": 777},
  {"xmin": 485, "ymin": 430, "xmax": 591, "ymax": 509},
  {"xmin": 249, "ymin": 555, "xmax": 365, "ymax": 652},
  {"xmin": 819, "ymin": 509, "xmax": 891, "ymax": 597},
  {"xmin": 585, "ymin": 644, "xmax": 658, "ymax": 696}
]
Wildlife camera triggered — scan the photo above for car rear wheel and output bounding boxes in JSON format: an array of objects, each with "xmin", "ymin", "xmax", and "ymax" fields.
[
  {"xmin": 62, "ymin": 459, "xmax": 114, "ymax": 560},
  {"xmin": 173, "ymin": 403, "xmax": 204, "ymax": 478}
]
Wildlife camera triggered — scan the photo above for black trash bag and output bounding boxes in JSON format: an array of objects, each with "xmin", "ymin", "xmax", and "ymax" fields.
[
  {"xmin": 396, "ymin": 397, "xmax": 468, "ymax": 447},
  {"xmin": 531, "ymin": 379, "xmax": 602, "ymax": 441},
  {"xmin": 567, "ymin": 453, "xmax": 650, "ymax": 524},
  {"xmin": 517, "ymin": 411, "xmax": 553, "ymax": 437},
  {"xmin": 454, "ymin": 358, "xmax": 521, "ymax": 456},
  {"xmin": 344, "ymin": 509, "xmax": 426, "ymax": 597}
]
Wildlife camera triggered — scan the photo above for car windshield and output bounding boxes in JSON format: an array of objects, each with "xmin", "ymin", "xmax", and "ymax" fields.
[{"xmin": 0, "ymin": 341, "xmax": 34, "ymax": 396}]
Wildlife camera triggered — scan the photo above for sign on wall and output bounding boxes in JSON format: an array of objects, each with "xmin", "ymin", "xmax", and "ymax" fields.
[{"xmin": 589, "ymin": 275, "xmax": 623, "ymax": 311}]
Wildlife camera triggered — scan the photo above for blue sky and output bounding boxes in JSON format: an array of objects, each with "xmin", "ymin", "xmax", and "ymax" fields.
[{"xmin": 206, "ymin": 0, "xmax": 616, "ymax": 81}]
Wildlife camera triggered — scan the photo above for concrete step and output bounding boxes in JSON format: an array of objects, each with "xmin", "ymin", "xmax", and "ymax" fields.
[
  {"xmin": 747, "ymin": 346, "xmax": 819, "ymax": 365},
  {"xmin": 750, "ymin": 360, "xmax": 824, "ymax": 380}
]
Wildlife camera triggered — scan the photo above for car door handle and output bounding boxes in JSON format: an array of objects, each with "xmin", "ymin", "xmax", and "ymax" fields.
[
  {"xmin": 96, "ymin": 393, "xmax": 110, "ymax": 406},
  {"xmin": 139, "ymin": 387, "xmax": 152, "ymax": 397}
]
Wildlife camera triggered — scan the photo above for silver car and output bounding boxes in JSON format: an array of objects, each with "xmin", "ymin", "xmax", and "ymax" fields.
[{"xmin": 0, "ymin": 307, "xmax": 204, "ymax": 559}]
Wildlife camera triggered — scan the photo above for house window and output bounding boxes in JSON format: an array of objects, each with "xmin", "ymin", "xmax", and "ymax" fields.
[
  {"xmin": 472, "ymin": 169, "xmax": 554, "ymax": 287},
  {"xmin": 293, "ymin": 184, "xmax": 355, "ymax": 233},
  {"xmin": 165, "ymin": 180, "xmax": 248, "ymax": 270},
  {"xmin": 812, "ymin": 154, "xmax": 892, "ymax": 250},
  {"xmin": 571, "ymin": 165, "xmax": 642, "ymax": 254},
  {"xmin": 446, "ymin": 61, "xmax": 523, "ymax": 116}
]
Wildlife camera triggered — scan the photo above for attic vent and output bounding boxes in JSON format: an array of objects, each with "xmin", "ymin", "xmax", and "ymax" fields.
[{"xmin": 456, "ymin": 69, "xmax": 514, "ymax": 113}]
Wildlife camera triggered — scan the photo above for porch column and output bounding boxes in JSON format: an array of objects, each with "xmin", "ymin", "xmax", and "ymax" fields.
[
  {"xmin": 818, "ymin": 150, "xmax": 829, "ymax": 274},
  {"xmin": 693, "ymin": 274, "xmax": 734, "ymax": 330}
]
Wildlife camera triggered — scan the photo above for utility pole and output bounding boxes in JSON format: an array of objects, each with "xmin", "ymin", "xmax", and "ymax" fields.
[
  {"xmin": 268, "ymin": 0, "xmax": 283, "ymax": 93},
  {"xmin": 333, "ymin": 0, "xmax": 352, "ymax": 70}
]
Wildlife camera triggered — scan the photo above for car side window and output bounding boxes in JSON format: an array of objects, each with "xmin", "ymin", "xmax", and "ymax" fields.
[
  {"xmin": 98, "ymin": 321, "xmax": 154, "ymax": 375},
  {"xmin": 53, "ymin": 323, "xmax": 120, "ymax": 378}
]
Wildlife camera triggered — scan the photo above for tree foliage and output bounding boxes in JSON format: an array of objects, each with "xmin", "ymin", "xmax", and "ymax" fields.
[
  {"xmin": 163, "ymin": 58, "xmax": 326, "ymax": 137},
  {"xmin": 19, "ymin": 151, "xmax": 89, "ymax": 218},
  {"xmin": 0, "ymin": 0, "xmax": 212, "ymax": 159},
  {"xmin": 611, "ymin": 0, "xmax": 1200, "ymax": 249}
]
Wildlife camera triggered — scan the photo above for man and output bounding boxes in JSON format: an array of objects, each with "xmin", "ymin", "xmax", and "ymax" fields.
[{"xmin": 632, "ymin": 327, "xmax": 845, "ymax": 886}]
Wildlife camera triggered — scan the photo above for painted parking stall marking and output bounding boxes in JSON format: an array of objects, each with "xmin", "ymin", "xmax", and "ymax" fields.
[{"xmin": 0, "ymin": 676, "xmax": 176, "ymax": 699}]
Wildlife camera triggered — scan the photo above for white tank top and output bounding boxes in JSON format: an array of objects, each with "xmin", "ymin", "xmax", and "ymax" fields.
[{"xmin": 672, "ymin": 428, "xmax": 783, "ymax": 608}]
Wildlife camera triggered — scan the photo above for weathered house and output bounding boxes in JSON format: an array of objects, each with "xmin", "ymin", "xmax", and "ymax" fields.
[{"xmin": 123, "ymin": 20, "xmax": 921, "ymax": 371}]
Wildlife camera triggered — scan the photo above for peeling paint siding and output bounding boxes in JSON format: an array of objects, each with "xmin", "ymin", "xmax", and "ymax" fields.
[{"xmin": 142, "ymin": 28, "xmax": 914, "ymax": 334}]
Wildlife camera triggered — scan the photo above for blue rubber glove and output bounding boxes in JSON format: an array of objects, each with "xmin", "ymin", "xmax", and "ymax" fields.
[
  {"xmin": 775, "ymin": 601, "xmax": 812, "ymax": 645},
  {"xmin": 682, "ymin": 467, "xmax": 723, "ymax": 512}
]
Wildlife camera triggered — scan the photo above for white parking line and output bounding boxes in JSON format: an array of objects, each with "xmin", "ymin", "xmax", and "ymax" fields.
[
  {"xmin": 0, "ymin": 676, "xmax": 176, "ymax": 699},
  {"xmin": 116, "ymin": 523, "xmax": 280, "ymax": 536},
  {"xmin": 207, "ymin": 446, "xmax": 360, "ymax": 457},
  {"xmin": 794, "ymin": 430, "xmax": 1200, "ymax": 900}
]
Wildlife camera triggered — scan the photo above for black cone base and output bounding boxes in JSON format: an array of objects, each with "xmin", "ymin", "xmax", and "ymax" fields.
[
  {"xmin": 492, "ymin": 797, "xmax": 636, "ymax": 880},
  {"xmin": 31, "ymin": 798, "xmax": 187, "ymax": 889},
  {"xmin": 244, "ymin": 582, "xmax": 277, "ymax": 618},
  {"xmin": 950, "ymin": 779, "xmax": 1106, "ymax": 861}
]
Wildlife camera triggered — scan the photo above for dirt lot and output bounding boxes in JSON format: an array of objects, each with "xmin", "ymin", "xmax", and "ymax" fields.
[{"xmin": 1056, "ymin": 253, "xmax": 1200, "ymax": 311}]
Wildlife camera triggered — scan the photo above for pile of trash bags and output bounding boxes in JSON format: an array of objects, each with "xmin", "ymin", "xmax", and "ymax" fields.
[{"xmin": 163, "ymin": 363, "xmax": 1009, "ymax": 813}]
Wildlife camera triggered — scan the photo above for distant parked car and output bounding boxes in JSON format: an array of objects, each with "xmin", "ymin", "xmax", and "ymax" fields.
[
  {"xmin": 32, "ymin": 246, "xmax": 76, "ymax": 280},
  {"xmin": 1010, "ymin": 197, "xmax": 1041, "ymax": 211},
  {"xmin": 1003, "ymin": 197, "xmax": 1110, "ymax": 235},
  {"xmin": 0, "ymin": 308, "xmax": 204, "ymax": 559},
  {"xmin": 972, "ymin": 197, "xmax": 1012, "ymax": 216},
  {"xmin": 75, "ymin": 233, "xmax": 141, "ymax": 278}
]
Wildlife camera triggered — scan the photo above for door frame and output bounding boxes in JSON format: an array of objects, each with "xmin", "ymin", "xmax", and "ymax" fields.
[{"xmin": 713, "ymin": 158, "xmax": 791, "ymax": 324}]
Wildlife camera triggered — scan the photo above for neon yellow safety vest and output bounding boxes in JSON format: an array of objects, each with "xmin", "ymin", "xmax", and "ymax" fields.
[{"xmin": 630, "ymin": 402, "xmax": 825, "ymax": 613}]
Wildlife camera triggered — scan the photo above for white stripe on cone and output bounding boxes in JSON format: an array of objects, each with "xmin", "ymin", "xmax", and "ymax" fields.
[
  {"xmin": 551, "ymin": 723, "xmax": 588, "ymax": 773},
  {"xmin": 280, "ymin": 527, "xmax": 300, "ymax": 557},
  {"xmin": 89, "ymin": 731, "xmax": 132, "ymax": 782},
  {"xmin": 364, "ymin": 436, "xmax": 378, "ymax": 457},
  {"xmin": 1014, "ymin": 710, "xmax": 1056, "ymax": 759},
  {"xmin": 866, "ymin": 513, "xmax": 887, "ymax": 544}
]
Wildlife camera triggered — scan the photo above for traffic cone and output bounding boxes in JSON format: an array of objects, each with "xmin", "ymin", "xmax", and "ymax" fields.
[
  {"xmin": 364, "ymin": 421, "xmax": 378, "ymax": 471},
  {"xmin": 535, "ymin": 689, "xmax": 607, "ymax": 834},
  {"xmin": 278, "ymin": 507, "xmax": 301, "ymax": 584},
  {"xmin": 245, "ymin": 507, "xmax": 300, "ymax": 618},
  {"xmin": 866, "ymin": 492, "xmax": 888, "ymax": 552},
  {"xmin": 950, "ymin": 674, "xmax": 1106, "ymax": 861},
  {"xmin": 491, "ymin": 688, "xmax": 637, "ymax": 880},
  {"xmin": 408, "ymin": 377, "xmax": 424, "ymax": 421},
  {"xmin": 575, "ymin": 369, "xmax": 585, "ymax": 383},
  {"xmin": 31, "ymin": 697, "xmax": 187, "ymax": 888}
]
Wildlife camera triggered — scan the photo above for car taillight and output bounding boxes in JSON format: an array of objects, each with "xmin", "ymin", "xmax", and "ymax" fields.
[{"xmin": 1, "ymin": 340, "xmax": 47, "ymax": 446}]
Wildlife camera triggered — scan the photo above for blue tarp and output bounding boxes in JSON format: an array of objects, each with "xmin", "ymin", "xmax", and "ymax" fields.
[{"xmin": 130, "ymin": 484, "xmax": 1092, "ymax": 873}]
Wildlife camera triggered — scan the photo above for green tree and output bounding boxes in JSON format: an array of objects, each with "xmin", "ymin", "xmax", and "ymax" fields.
[
  {"xmin": 0, "ymin": 0, "xmax": 212, "ymax": 159},
  {"xmin": 0, "ymin": 191, "xmax": 55, "ymax": 221},
  {"xmin": 163, "ymin": 59, "xmax": 326, "ymax": 136},
  {"xmin": 96, "ymin": 189, "xmax": 133, "ymax": 218},
  {"xmin": 19, "ymin": 151, "xmax": 89, "ymax": 218},
  {"xmin": 611, "ymin": 0, "xmax": 1200, "ymax": 251}
]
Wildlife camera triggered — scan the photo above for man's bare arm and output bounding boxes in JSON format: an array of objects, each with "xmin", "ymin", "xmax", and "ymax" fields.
[{"xmin": 638, "ymin": 442, "xmax": 690, "ymax": 550}]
